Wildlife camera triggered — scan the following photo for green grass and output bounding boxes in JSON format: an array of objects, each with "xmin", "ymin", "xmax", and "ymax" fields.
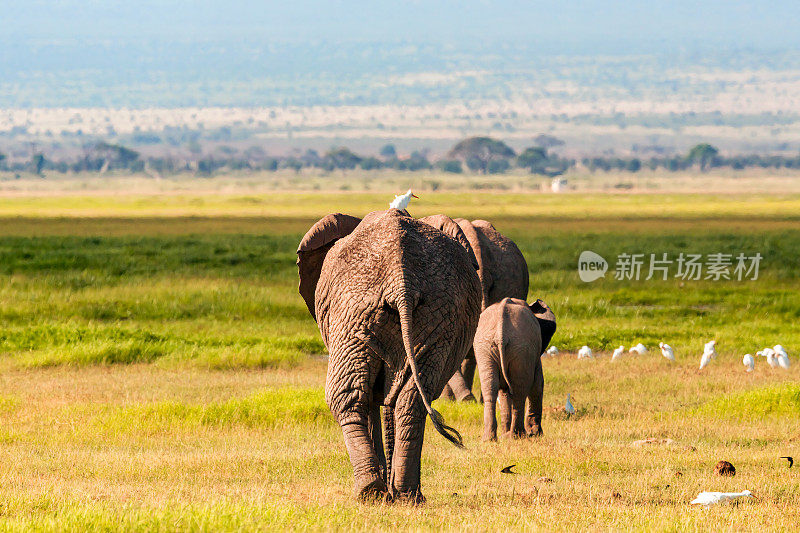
[{"xmin": 0, "ymin": 192, "xmax": 799, "ymax": 531}]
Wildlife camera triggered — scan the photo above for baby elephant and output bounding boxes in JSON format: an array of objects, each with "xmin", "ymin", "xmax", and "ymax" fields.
[{"xmin": 474, "ymin": 297, "xmax": 556, "ymax": 440}]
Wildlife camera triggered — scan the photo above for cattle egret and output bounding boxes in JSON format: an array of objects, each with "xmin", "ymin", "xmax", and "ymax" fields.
[
  {"xmin": 774, "ymin": 345, "xmax": 790, "ymax": 369},
  {"xmin": 699, "ymin": 350, "xmax": 713, "ymax": 370},
  {"xmin": 629, "ymin": 343, "xmax": 647, "ymax": 355},
  {"xmin": 743, "ymin": 353, "xmax": 755, "ymax": 372},
  {"xmin": 389, "ymin": 189, "xmax": 418, "ymax": 210},
  {"xmin": 565, "ymin": 394, "xmax": 575, "ymax": 416},
  {"xmin": 546, "ymin": 346, "xmax": 559, "ymax": 357},
  {"xmin": 659, "ymin": 342, "xmax": 675, "ymax": 361},
  {"xmin": 704, "ymin": 340, "xmax": 717, "ymax": 359},
  {"xmin": 612, "ymin": 346, "xmax": 624, "ymax": 361},
  {"xmin": 690, "ymin": 490, "xmax": 753, "ymax": 506},
  {"xmin": 578, "ymin": 346, "xmax": 593, "ymax": 359},
  {"xmin": 758, "ymin": 348, "xmax": 778, "ymax": 368}
]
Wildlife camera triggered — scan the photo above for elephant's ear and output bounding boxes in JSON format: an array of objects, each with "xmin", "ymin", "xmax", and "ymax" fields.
[
  {"xmin": 420, "ymin": 214, "xmax": 479, "ymax": 270},
  {"xmin": 297, "ymin": 213, "xmax": 361, "ymax": 320},
  {"xmin": 529, "ymin": 299, "xmax": 556, "ymax": 351}
]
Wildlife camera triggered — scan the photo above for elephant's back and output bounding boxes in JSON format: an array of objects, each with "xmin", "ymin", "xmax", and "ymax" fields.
[
  {"xmin": 472, "ymin": 220, "xmax": 529, "ymax": 303},
  {"xmin": 317, "ymin": 210, "xmax": 481, "ymax": 351}
]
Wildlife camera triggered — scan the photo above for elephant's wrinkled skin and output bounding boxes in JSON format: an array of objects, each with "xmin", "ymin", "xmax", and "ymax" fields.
[
  {"xmin": 442, "ymin": 219, "xmax": 529, "ymax": 401},
  {"xmin": 297, "ymin": 209, "xmax": 481, "ymax": 503},
  {"xmin": 474, "ymin": 298, "xmax": 556, "ymax": 440}
]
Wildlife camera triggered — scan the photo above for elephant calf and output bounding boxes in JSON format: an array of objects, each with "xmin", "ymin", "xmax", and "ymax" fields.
[{"xmin": 474, "ymin": 297, "xmax": 556, "ymax": 440}]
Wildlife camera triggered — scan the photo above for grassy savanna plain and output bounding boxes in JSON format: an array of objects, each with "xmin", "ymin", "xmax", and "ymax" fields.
[{"xmin": 1, "ymin": 189, "xmax": 799, "ymax": 530}]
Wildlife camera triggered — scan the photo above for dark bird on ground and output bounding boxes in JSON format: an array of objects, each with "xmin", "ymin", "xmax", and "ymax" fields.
[
  {"xmin": 781, "ymin": 456, "xmax": 793, "ymax": 468},
  {"xmin": 500, "ymin": 465, "xmax": 517, "ymax": 474},
  {"xmin": 714, "ymin": 460, "xmax": 736, "ymax": 477}
]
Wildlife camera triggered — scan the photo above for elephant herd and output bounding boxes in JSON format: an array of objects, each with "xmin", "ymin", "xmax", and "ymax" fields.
[{"xmin": 297, "ymin": 208, "xmax": 556, "ymax": 503}]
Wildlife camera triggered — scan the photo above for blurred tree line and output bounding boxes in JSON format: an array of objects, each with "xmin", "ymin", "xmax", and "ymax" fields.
[{"xmin": 1, "ymin": 138, "xmax": 800, "ymax": 177}]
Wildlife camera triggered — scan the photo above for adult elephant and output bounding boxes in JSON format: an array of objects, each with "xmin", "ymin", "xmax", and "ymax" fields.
[
  {"xmin": 297, "ymin": 209, "xmax": 481, "ymax": 503},
  {"xmin": 441, "ymin": 219, "xmax": 529, "ymax": 401}
]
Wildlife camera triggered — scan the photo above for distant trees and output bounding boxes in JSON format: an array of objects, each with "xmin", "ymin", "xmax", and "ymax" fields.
[
  {"xmin": 5, "ymin": 135, "xmax": 800, "ymax": 178},
  {"xmin": 448, "ymin": 136, "xmax": 515, "ymax": 174},
  {"xmin": 517, "ymin": 146, "xmax": 571, "ymax": 176},
  {"xmin": 687, "ymin": 143, "xmax": 719, "ymax": 171},
  {"xmin": 379, "ymin": 144, "xmax": 397, "ymax": 159},
  {"xmin": 324, "ymin": 147, "xmax": 362, "ymax": 170},
  {"xmin": 31, "ymin": 154, "xmax": 46, "ymax": 175}
]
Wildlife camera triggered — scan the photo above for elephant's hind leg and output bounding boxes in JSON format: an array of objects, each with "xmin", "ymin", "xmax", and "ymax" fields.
[
  {"xmin": 525, "ymin": 357, "xmax": 544, "ymax": 437},
  {"xmin": 327, "ymin": 352, "xmax": 387, "ymax": 500},
  {"xmin": 340, "ymin": 420, "xmax": 388, "ymax": 500},
  {"xmin": 388, "ymin": 383, "xmax": 427, "ymax": 504}
]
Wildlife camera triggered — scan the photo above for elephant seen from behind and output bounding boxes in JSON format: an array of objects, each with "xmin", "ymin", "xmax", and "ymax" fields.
[{"xmin": 297, "ymin": 209, "xmax": 481, "ymax": 503}]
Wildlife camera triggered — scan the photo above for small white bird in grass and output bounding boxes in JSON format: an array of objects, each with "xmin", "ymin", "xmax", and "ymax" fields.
[
  {"xmin": 659, "ymin": 342, "xmax": 675, "ymax": 362},
  {"xmin": 774, "ymin": 345, "xmax": 791, "ymax": 369},
  {"xmin": 565, "ymin": 394, "xmax": 575, "ymax": 416},
  {"xmin": 704, "ymin": 340, "xmax": 717, "ymax": 359},
  {"xmin": 612, "ymin": 345, "xmax": 624, "ymax": 361},
  {"xmin": 577, "ymin": 345, "xmax": 593, "ymax": 359},
  {"xmin": 629, "ymin": 343, "xmax": 648, "ymax": 355},
  {"xmin": 389, "ymin": 189, "xmax": 418, "ymax": 210},
  {"xmin": 690, "ymin": 490, "xmax": 754, "ymax": 506},
  {"xmin": 546, "ymin": 345, "xmax": 559, "ymax": 357},
  {"xmin": 758, "ymin": 348, "xmax": 778, "ymax": 368},
  {"xmin": 743, "ymin": 353, "xmax": 755, "ymax": 372},
  {"xmin": 699, "ymin": 350, "xmax": 713, "ymax": 370}
]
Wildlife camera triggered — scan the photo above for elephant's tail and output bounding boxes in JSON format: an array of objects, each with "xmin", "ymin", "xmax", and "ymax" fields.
[
  {"xmin": 396, "ymin": 294, "xmax": 465, "ymax": 449},
  {"xmin": 497, "ymin": 299, "xmax": 515, "ymax": 398}
]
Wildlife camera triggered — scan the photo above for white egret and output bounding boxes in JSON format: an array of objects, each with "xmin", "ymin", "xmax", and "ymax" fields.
[
  {"xmin": 760, "ymin": 348, "xmax": 778, "ymax": 368},
  {"xmin": 690, "ymin": 490, "xmax": 753, "ymax": 506},
  {"xmin": 389, "ymin": 189, "xmax": 418, "ymax": 210},
  {"xmin": 743, "ymin": 353, "xmax": 755, "ymax": 372},
  {"xmin": 659, "ymin": 342, "xmax": 675, "ymax": 362},
  {"xmin": 699, "ymin": 350, "xmax": 713, "ymax": 370},
  {"xmin": 612, "ymin": 346, "xmax": 624, "ymax": 361},
  {"xmin": 774, "ymin": 345, "xmax": 790, "ymax": 369},
  {"xmin": 704, "ymin": 340, "xmax": 717, "ymax": 359},
  {"xmin": 578, "ymin": 345, "xmax": 593, "ymax": 359},
  {"xmin": 629, "ymin": 343, "xmax": 647, "ymax": 355},
  {"xmin": 565, "ymin": 394, "xmax": 575, "ymax": 416},
  {"xmin": 546, "ymin": 345, "xmax": 559, "ymax": 357}
]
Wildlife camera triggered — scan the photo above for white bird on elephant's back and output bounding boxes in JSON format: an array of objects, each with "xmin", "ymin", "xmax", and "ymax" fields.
[
  {"xmin": 612, "ymin": 345, "xmax": 624, "ymax": 361},
  {"xmin": 659, "ymin": 342, "xmax": 675, "ymax": 361},
  {"xmin": 743, "ymin": 353, "xmax": 755, "ymax": 372},
  {"xmin": 389, "ymin": 189, "xmax": 418, "ymax": 210},
  {"xmin": 578, "ymin": 345, "xmax": 593, "ymax": 359}
]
